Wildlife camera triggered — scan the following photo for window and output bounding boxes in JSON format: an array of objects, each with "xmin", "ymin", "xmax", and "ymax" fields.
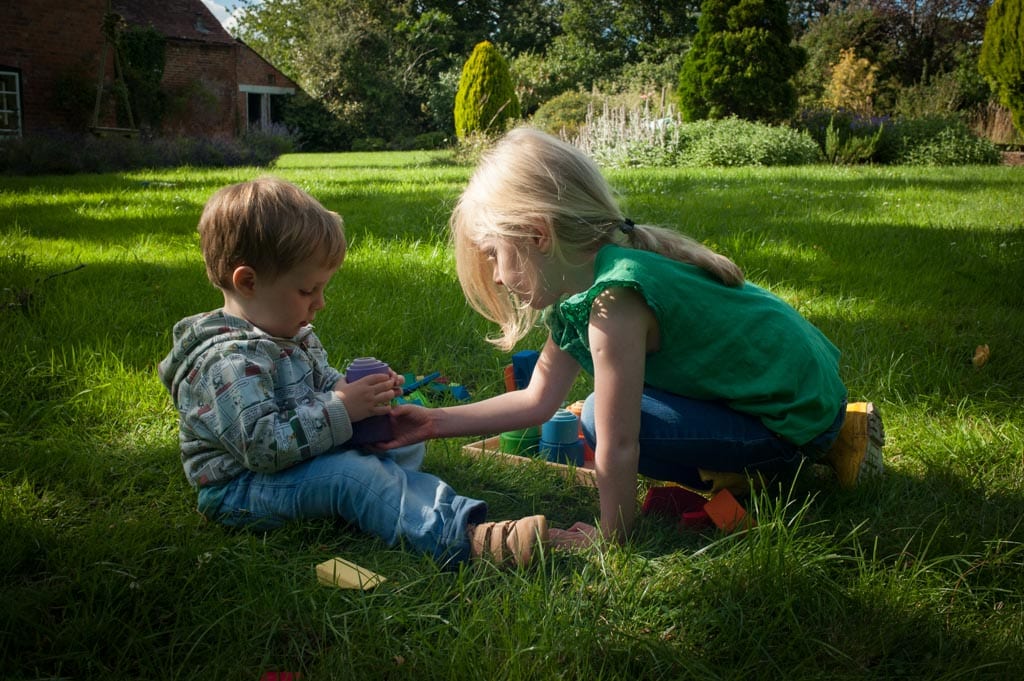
[
  {"xmin": 240, "ymin": 84, "xmax": 294, "ymax": 131},
  {"xmin": 0, "ymin": 69, "xmax": 22, "ymax": 137}
]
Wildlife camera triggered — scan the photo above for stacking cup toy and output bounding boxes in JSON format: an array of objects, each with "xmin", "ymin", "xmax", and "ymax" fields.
[
  {"xmin": 499, "ymin": 426, "xmax": 541, "ymax": 457},
  {"xmin": 540, "ymin": 409, "xmax": 584, "ymax": 466},
  {"xmin": 344, "ymin": 357, "xmax": 394, "ymax": 446},
  {"xmin": 566, "ymin": 399, "xmax": 594, "ymax": 464}
]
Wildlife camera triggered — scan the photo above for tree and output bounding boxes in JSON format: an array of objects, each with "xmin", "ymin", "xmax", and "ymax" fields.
[
  {"xmin": 679, "ymin": 0, "xmax": 806, "ymax": 122},
  {"xmin": 979, "ymin": 0, "xmax": 1024, "ymax": 136},
  {"xmin": 825, "ymin": 48, "xmax": 880, "ymax": 114},
  {"xmin": 454, "ymin": 41, "xmax": 521, "ymax": 139},
  {"xmin": 795, "ymin": 2, "xmax": 898, "ymax": 109},
  {"xmin": 547, "ymin": 0, "xmax": 699, "ymax": 92}
]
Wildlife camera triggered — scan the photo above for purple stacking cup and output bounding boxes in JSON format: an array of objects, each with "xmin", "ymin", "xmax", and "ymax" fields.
[{"xmin": 344, "ymin": 357, "xmax": 394, "ymax": 446}]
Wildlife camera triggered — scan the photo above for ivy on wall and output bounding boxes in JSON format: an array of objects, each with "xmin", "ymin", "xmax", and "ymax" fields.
[{"xmin": 119, "ymin": 25, "xmax": 167, "ymax": 129}]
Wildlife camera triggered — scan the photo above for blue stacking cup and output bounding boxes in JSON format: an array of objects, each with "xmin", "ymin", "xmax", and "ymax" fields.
[
  {"xmin": 542, "ymin": 440, "xmax": 584, "ymax": 466},
  {"xmin": 541, "ymin": 409, "xmax": 579, "ymax": 444},
  {"xmin": 540, "ymin": 408, "xmax": 584, "ymax": 465}
]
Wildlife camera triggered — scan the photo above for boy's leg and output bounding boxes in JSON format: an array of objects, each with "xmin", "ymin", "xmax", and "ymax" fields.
[
  {"xmin": 379, "ymin": 442, "xmax": 425, "ymax": 471},
  {"xmin": 208, "ymin": 444, "xmax": 488, "ymax": 564},
  {"xmin": 580, "ymin": 387, "xmax": 803, "ymax": 489}
]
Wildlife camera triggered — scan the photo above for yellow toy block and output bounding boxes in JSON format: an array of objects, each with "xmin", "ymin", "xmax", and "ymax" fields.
[{"xmin": 315, "ymin": 557, "xmax": 386, "ymax": 590}]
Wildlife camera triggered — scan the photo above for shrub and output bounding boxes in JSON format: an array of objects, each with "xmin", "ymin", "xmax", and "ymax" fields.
[
  {"xmin": 575, "ymin": 104, "xmax": 821, "ymax": 168},
  {"xmin": 824, "ymin": 48, "xmax": 879, "ymax": 116},
  {"xmin": 454, "ymin": 41, "xmax": 521, "ymax": 140},
  {"xmin": 0, "ymin": 128, "xmax": 295, "ymax": 175},
  {"xmin": 795, "ymin": 109, "xmax": 894, "ymax": 164},
  {"xmin": 350, "ymin": 137, "xmax": 387, "ymax": 152},
  {"xmin": 412, "ymin": 132, "xmax": 450, "ymax": 150},
  {"xmin": 279, "ymin": 92, "xmax": 351, "ymax": 152},
  {"xmin": 679, "ymin": 0, "xmax": 805, "ymax": 123},
  {"xmin": 889, "ymin": 117, "xmax": 1002, "ymax": 165},
  {"xmin": 531, "ymin": 91, "xmax": 598, "ymax": 138},
  {"xmin": 680, "ymin": 117, "xmax": 822, "ymax": 167},
  {"xmin": 979, "ymin": 0, "xmax": 1024, "ymax": 138},
  {"xmin": 574, "ymin": 102, "xmax": 685, "ymax": 167}
]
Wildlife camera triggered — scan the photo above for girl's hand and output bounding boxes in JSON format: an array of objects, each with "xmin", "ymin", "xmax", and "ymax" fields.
[
  {"xmin": 333, "ymin": 374, "xmax": 401, "ymax": 423},
  {"xmin": 549, "ymin": 522, "xmax": 599, "ymax": 549},
  {"xmin": 375, "ymin": 403, "xmax": 438, "ymax": 448}
]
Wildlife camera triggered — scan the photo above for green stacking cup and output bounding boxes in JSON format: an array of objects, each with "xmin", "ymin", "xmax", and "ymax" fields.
[{"xmin": 499, "ymin": 426, "xmax": 541, "ymax": 457}]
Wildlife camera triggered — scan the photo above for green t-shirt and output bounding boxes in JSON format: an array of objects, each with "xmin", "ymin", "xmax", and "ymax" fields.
[{"xmin": 546, "ymin": 245, "xmax": 847, "ymax": 446}]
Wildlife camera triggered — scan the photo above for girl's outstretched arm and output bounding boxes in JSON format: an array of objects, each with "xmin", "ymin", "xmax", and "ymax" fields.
[
  {"xmin": 383, "ymin": 336, "xmax": 580, "ymax": 447},
  {"xmin": 587, "ymin": 286, "xmax": 660, "ymax": 543}
]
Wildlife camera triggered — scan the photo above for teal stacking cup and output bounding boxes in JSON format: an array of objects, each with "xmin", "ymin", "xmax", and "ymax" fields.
[{"xmin": 540, "ymin": 409, "xmax": 584, "ymax": 465}]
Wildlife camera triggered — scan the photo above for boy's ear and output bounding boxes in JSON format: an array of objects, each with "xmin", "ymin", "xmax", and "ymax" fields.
[{"xmin": 230, "ymin": 266, "xmax": 257, "ymax": 297}]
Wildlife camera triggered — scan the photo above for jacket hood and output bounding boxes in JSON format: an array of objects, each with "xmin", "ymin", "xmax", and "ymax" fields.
[{"xmin": 158, "ymin": 309, "xmax": 313, "ymax": 400}]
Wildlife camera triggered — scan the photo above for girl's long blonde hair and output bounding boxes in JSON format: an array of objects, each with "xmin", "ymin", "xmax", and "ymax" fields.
[{"xmin": 451, "ymin": 126, "xmax": 743, "ymax": 350}]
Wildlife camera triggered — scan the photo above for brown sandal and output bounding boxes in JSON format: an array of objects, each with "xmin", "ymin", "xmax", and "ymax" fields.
[{"xmin": 468, "ymin": 515, "xmax": 549, "ymax": 566}]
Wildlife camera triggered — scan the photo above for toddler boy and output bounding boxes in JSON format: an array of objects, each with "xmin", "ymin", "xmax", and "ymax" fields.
[{"xmin": 158, "ymin": 177, "xmax": 546, "ymax": 566}]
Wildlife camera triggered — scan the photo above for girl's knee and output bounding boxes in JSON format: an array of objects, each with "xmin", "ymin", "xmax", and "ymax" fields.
[{"xmin": 580, "ymin": 393, "xmax": 597, "ymax": 447}]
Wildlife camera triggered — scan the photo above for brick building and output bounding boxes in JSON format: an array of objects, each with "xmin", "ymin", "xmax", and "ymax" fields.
[{"xmin": 0, "ymin": 0, "xmax": 300, "ymax": 138}]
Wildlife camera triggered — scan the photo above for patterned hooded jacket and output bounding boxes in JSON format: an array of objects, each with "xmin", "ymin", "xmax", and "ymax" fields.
[{"xmin": 158, "ymin": 310, "xmax": 352, "ymax": 487}]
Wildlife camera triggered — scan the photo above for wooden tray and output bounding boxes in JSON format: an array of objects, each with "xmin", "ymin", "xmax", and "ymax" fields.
[{"xmin": 461, "ymin": 436, "xmax": 597, "ymax": 487}]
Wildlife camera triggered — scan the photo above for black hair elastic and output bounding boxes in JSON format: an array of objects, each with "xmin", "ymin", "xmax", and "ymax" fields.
[{"xmin": 619, "ymin": 218, "xmax": 636, "ymax": 234}]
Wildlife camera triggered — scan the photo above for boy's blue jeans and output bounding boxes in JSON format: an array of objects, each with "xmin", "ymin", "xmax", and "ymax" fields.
[
  {"xmin": 197, "ymin": 443, "xmax": 487, "ymax": 565},
  {"xmin": 581, "ymin": 387, "xmax": 845, "ymax": 489}
]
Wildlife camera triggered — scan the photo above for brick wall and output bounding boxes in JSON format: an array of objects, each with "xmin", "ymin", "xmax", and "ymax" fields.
[
  {"xmin": 0, "ymin": 0, "xmax": 113, "ymax": 134},
  {"xmin": 161, "ymin": 40, "xmax": 237, "ymax": 137},
  {"xmin": 0, "ymin": 1, "xmax": 298, "ymax": 138},
  {"xmin": 236, "ymin": 43, "xmax": 298, "ymax": 91},
  {"xmin": 235, "ymin": 42, "xmax": 299, "ymax": 129}
]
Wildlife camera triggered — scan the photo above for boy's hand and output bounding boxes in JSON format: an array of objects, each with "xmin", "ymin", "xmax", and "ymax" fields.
[
  {"xmin": 333, "ymin": 373, "xmax": 401, "ymax": 423},
  {"xmin": 331, "ymin": 369, "xmax": 404, "ymax": 394}
]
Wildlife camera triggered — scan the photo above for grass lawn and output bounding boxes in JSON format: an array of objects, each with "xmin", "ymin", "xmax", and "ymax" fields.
[{"xmin": 1, "ymin": 151, "xmax": 1022, "ymax": 680}]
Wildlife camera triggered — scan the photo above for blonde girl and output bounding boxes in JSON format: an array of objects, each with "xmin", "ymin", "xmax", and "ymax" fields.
[{"xmin": 387, "ymin": 127, "xmax": 882, "ymax": 546}]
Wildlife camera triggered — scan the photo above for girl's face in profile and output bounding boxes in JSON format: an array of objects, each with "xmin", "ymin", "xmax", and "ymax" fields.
[{"xmin": 481, "ymin": 236, "xmax": 560, "ymax": 310}]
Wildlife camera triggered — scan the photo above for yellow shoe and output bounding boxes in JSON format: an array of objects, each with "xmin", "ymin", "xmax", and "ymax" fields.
[
  {"xmin": 697, "ymin": 469, "xmax": 757, "ymax": 496},
  {"xmin": 823, "ymin": 402, "xmax": 885, "ymax": 488}
]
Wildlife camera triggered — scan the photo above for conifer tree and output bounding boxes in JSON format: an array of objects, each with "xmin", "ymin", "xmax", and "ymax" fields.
[
  {"xmin": 678, "ymin": 0, "xmax": 805, "ymax": 123},
  {"xmin": 979, "ymin": 0, "xmax": 1024, "ymax": 136},
  {"xmin": 454, "ymin": 41, "xmax": 521, "ymax": 140},
  {"xmin": 825, "ymin": 48, "xmax": 879, "ymax": 115}
]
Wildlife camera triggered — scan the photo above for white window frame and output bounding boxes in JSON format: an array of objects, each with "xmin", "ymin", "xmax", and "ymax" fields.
[
  {"xmin": 239, "ymin": 84, "xmax": 295, "ymax": 130},
  {"xmin": 0, "ymin": 69, "xmax": 22, "ymax": 137}
]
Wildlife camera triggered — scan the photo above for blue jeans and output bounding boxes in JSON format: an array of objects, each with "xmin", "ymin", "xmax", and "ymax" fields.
[
  {"xmin": 580, "ymin": 387, "xmax": 845, "ymax": 489},
  {"xmin": 197, "ymin": 443, "xmax": 488, "ymax": 565}
]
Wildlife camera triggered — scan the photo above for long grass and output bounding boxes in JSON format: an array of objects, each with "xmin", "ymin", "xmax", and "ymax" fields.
[{"xmin": 1, "ymin": 153, "xmax": 1022, "ymax": 680}]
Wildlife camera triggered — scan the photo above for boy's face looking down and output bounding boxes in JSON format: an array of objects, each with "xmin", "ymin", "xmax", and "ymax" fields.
[{"xmin": 225, "ymin": 259, "xmax": 341, "ymax": 338}]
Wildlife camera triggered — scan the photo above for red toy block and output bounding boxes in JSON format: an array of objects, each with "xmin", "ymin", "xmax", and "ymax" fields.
[
  {"xmin": 642, "ymin": 486, "xmax": 707, "ymax": 518},
  {"xmin": 703, "ymin": 489, "xmax": 753, "ymax": 532},
  {"xmin": 680, "ymin": 509, "xmax": 712, "ymax": 529},
  {"xmin": 503, "ymin": 364, "xmax": 517, "ymax": 392}
]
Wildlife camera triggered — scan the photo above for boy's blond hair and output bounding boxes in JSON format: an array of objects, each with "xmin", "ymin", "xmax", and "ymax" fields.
[
  {"xmin": 451, "ymin": 126, "xmax": 743, "ymax": 350},
  {"xmin": 198, "ymin": 176, "xmax": 346, "ymax": 289}
]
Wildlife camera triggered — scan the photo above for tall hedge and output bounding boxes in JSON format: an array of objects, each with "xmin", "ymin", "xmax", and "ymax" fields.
[
  {"xmin": 678, "ymin": 0, "xmax": 805, "ymax": 123},
  {"xmin": 454, "ymin": 41, "xmax": 521, "ymax": 140},
  {"xmin": 979, "ymin": 0, "xmax": 1024, "ymax": 137}
]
